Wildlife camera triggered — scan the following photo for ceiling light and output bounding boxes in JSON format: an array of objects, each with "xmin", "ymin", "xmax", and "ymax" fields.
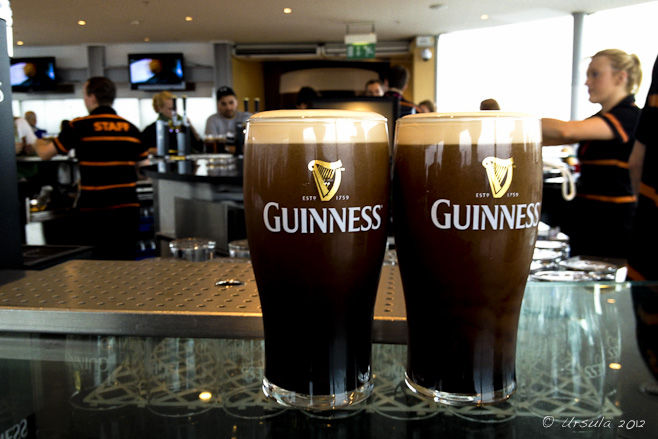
[
  {"xmin": 78, "ymin": 20, "xmax": 87, "ymax": 26},
  {"xmin": 480, "ymin": 14, "xmax": 489, "ymax": 20},
  {"xmin": 185, "ymin": 16, "xmax": 193, "ymax": 22},
  {"xmin": 283, "ymin": 8, "xmax": 292, "ymax": 14},
  {"xmin": 17, "ymin": 41, "xmax": 24, "ymax": 46},
  {"xmin": 144, "ymin": 37, "xmax": 150, "ymax": 42}
]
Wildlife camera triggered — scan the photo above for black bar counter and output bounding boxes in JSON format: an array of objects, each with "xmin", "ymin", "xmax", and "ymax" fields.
[{"xmin": 144, "ymin": 161, "xmax": 246, "ymax": 256}]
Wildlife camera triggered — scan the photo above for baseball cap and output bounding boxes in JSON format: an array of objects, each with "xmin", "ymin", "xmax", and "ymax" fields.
[{"xmin": 216, "ymin": 86, "xmax": 236, "ymax": 100}]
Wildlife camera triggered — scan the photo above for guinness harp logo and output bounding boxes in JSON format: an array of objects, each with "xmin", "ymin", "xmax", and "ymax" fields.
[
  {"xmin": 308, "ymin": 159, "xmax": 345, "ymax": 201},
  {"xmin": 482, "ymin": 157, "xmax": 514, "ymax": 198}
]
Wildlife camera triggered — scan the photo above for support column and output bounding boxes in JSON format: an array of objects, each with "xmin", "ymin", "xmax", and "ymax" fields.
[
  {"xmin": 87, "ymin": 45, "xmax": 106, "ymax": 78},
  {"xmin": 212, "ymin": 42, "xmax": 233, "ymax": 92},
  {"xmin": 571, "ymin": 12, "xmax": 587, "ymax": 120},
  {"xmin": 433, "ymin": 34, "xmax": 441, "ymax": 107}
]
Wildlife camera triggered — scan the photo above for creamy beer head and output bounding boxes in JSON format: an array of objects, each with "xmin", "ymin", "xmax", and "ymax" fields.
[
  {"xmin": 395, "ymin": 112, "xmax": 542, "ymax": 146},
  {"xmin": 247, "ymin": 109, "xmax": 389, "ymax": 144}
]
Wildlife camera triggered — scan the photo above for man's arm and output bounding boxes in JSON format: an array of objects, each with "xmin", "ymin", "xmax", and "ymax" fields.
[{"xmin": 36, "ymin": 138, "xmax": 59, "ymax": 160}]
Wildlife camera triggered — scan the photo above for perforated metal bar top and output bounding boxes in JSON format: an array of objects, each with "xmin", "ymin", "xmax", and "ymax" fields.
[{"xmin": 0, "ymin": 259, "xmax": 407, "ymax": 343}]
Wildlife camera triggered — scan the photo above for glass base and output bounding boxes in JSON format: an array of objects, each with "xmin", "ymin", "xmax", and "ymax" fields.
[
  {"xmin": 262, "ymin": 377, "xmax": 373, "ymax": 411},
  {"xmin": 404, "ymin": 373, "xmax": 515, "ymax": 406}
]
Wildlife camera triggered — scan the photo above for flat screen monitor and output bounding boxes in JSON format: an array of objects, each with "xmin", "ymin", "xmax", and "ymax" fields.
[
  {"xmin": 310, "ymin": 96, "xmax": 400, "ymax": 152},
  {"xmin": 128, "ymin": 53, "xmax": 185, "ymax": 91},
  {"xmin": 10, "ymin": 57, "xmax": 58, "ymax": 92}
]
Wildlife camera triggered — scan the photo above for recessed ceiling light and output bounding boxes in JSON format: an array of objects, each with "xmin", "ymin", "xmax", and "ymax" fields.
[
  {"xmin": 185, "ymin": 16, "xmax": 193, "ymax": 22},
  {"xmin": 78, "ymin": 20, "xmax": 87, "ymax": 26},
  {"xmin": 17, "ymin": 40, "xmax": 24, "ymax": 46},
  {"xmin": 480, "ymin": 14, "xmax": 489, "ymax": 20},
  {"xmin": 283, "ymin": 8, "xmax": 292, "ymax": 14}
]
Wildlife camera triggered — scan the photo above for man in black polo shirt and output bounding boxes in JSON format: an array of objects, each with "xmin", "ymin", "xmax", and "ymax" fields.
[{"xmin": 37, "ymin": 77, "xmax": 149, "ymax": 260}]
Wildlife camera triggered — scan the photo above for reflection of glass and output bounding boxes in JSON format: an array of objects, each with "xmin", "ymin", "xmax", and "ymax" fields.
[
  {"xmin": 517, "ymin": 284, "xmax": 606, "ymax": 421},
  {"xmin": 65, "ymin": 337, "xmax": 145, "ymax": 439},
  {"xmin": 65, "ymin": 335, "xmax": 144, "ymax": 410},
  {"xmin": 592, "ymin": 286, "xmax": 622, "ymax": 403},
  {"xmin": 220, "ymin": 340, "xmax": 287, "ymax": 419},
  {"xmin": 146, "ymin": 338, "xmax": 219, "ymax": 417},
  {"xmin": 632, "ymin": 285, "xmax": 658, "ymax": 398},
  {"xmin": 371, "ymin": 344, "xmax": 440, "ymax": 421}
]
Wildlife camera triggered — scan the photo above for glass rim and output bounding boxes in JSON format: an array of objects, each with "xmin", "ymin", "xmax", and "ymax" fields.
[
  {"xmin": 397, "ymin": 111, "xmax": 539, "ymax": 123},
  {"xmin": 247, "ymin": 109, "xmax": 388, "ymax": 124}
]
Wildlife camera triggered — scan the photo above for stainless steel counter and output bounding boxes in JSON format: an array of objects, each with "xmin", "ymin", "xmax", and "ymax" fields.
[{"xmin": 0, "ymin": 258, "xmax": 406, "ymax": 342}]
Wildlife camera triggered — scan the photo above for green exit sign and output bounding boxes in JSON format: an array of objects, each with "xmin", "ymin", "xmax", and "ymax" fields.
[{"xmin": 347, "ymin": 43, "xmax": 376, "ymax": 59}]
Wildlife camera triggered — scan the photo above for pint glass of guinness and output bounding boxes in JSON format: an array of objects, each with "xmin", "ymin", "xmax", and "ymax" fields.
[
  {"xmin": 244, "ymin": 110, "xmax": 390, "ymax": 410},
  {"xmin": 393, "ymin": 112, "xmax": 542, "ymax": 405}
]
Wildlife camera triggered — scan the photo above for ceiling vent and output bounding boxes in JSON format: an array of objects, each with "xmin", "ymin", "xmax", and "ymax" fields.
[{"xmin": 233, "ymin": 44, "xmax": 320, "ymax": 59}]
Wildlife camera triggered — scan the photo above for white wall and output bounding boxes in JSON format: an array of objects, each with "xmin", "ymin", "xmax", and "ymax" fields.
[
  {"xmin": 579, "ymin": 2, "xmax": 658, "ymax": 119},
  {"xmin": 436, "ymin": 16, "xmax": 574, "ymax": 118},
  {"xmin": 436, "ymin": 2, "xmax": 658, "ymax": 120}
]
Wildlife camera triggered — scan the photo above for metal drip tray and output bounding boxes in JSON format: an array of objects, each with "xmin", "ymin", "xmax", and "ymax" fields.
[{"xmin": 0, "ymin": 259, "xmax": 407, "ymax": 342}]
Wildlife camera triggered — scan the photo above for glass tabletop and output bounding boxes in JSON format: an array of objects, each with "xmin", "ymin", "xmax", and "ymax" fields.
[{"xmin": 1, "ymin": 280, "xmax": 657, "ymax": 438}]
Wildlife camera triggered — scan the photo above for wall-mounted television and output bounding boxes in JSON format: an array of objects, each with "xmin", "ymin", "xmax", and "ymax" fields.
[
  {"xmin": 10, "ymin": 57, "xmax": 58, "ymax": 92},
  {"xmin": 128, "ymin": 53, "xmax": 186, "ymax": 91}
]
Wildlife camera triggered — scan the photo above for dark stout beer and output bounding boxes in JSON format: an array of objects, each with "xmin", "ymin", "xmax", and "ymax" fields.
[
  {"xmin": 244, "ymin": 110, "xmax": 390, "ymax": 410},
  {"xmin": 392, "ymin": 113, "xmax": 542, "ymax": 405}
]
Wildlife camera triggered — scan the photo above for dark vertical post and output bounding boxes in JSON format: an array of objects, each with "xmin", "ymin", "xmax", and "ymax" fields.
[
  {"xmin": 212, "ymin": 42, "xmax": 233, "ymax": 90},
  {"xmin": 87, "ymin": 45, "xmax": 106, "ymax": 78},
  {"xmin": 0, "ymin": 16, "xmax": 24, "ymax": 269}
]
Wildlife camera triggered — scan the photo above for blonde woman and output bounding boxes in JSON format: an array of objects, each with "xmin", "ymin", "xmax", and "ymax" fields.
[
  {"xmin": 542, "ymin": 49, "xmax": 642, "ymax": 259},
  {"xmin": 141, "ymin": 91, "xmax": 202, "ymax": 154}
]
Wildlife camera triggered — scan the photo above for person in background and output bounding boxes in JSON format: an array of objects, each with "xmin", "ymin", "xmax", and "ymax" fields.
[
  {"xmin": 383, "ymin": 65, "xmax": 419, "ymax": 119},
  {"xmin": 205, "ymin": 86, "xmax": 252, "ymax": 139},
  {"xmin": 141, "ymin": 91, "xmax": 202, "ymax": 155},
  {"xmin": 542, "ymin": 49, "xmax": 642, "ymax": 259},
  {"xmin": 417, "ymin": 99, "xmax": 435, "ymax": 113},
  {"xmin": 14, "ymin": 116, "xmax": 37, "ymax": 156},
  {"xmin": 628, "ymin": 54, "xmax": 658, "ymax": 280},
  {"xmin": 24, "ymin": 111, "xmax": 46, "ymax": 138},
  {"xmin": 480, "ymin": 98, "xmax": 501, "ymax": 110},
  {"xmin": 36, "ymin": 77, "xmax": 149, "ymax": 260},
  {"xmin": 296, "ymin": 86, "xmax": 319, "ymax": 109},
  {"xmin": 14, "ymin": 116, "xmax": 40, "ymax": 189},
  {"xmin": 364, "ymin": 79, "xmax": 384, "ymax": 97}
]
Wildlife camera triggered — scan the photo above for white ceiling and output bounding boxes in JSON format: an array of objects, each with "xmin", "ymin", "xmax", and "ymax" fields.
[{"xmin": 9, "ymin": 0, "xmax": 654, "ymax": 48}]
